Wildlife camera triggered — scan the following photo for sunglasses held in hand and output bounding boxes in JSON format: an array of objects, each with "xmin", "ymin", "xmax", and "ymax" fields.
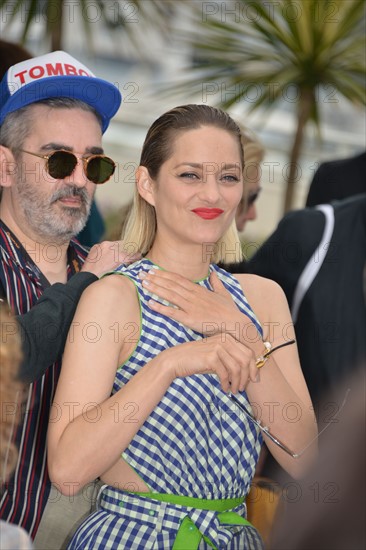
[
  {"xmin": 18, "ymin": 149, "xmax": 116, "ymax": 184},
  {"xmin": 229, "ymin": 388, "xmax": 350, "ymax": 458}
]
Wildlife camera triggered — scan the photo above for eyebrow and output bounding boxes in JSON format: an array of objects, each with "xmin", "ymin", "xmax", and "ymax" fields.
[
  {"xmin": 40, "ymin": 143, "xmax": 104, "ymax": 155},
  {"xmin": 174, "ymin": 162, "xmax": 241, "ymax": 170}
]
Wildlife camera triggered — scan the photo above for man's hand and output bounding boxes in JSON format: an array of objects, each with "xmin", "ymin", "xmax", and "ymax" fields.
[{"xmin": 82, "ymin": 241, "xmax": 141, "ymax": 278}]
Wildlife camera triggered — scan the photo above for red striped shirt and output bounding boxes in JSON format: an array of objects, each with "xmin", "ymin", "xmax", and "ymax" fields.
[{"xmin": 0, "ymin": 221, "xmax": 87, "ymax": 538}]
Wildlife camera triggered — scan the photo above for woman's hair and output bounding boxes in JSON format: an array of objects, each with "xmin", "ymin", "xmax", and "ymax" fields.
[
  {"xmin": 123, "ymin": 104, "xmax": 244, "ymax": 263},
  {"xmin": 240, "ymin": 126, "xmax": 265, "ymax": 165},
  {"xmin": 236, "ymin": 124, "xmax": 265, "ymax": 213},
  {"xmin": 0, "ymin": 303, "xmax": 23, "ymax": 485}
]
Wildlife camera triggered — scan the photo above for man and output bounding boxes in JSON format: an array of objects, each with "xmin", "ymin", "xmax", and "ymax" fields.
[
  {"xmin": 245, "ymin": 194, "xmax": 366, "ymax": 408},
  {"xmin": 0, "ymin": 50, "xmax": 125, "ymax": 548},
  {"xmin": 306, "ymin": 150, "xmax": 366, "ymax": 206},
  {"xmin": 0, "ymin": 39, "xmax": 108, "ymax": 250},
  {"xmin": 242, "ymin": 194, "xmax": 366, "ymax": 484}
]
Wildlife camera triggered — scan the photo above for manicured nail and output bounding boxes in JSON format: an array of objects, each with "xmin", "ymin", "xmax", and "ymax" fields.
[
  {"xmin": 148, "ymin": 269, "xmax": 156, "ymax": 275},
  {"xmin": 138, "ymin": 270, "xmax": 147, "ymax": 279}
]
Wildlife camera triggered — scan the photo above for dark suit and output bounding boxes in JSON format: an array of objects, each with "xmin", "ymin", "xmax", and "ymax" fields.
[
  {"xmin": 243, "ymin": 194, "xmax": 366, "ymax": 407},
  {"xmin": 228, "ymin": 195, "xmax": 366, "ymax": 481},
  {"xmin": 306, "ymin": 151, "xmax": 366, "ymax": 206}
]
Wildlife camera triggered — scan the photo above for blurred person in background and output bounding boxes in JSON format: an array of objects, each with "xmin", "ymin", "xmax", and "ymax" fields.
[
  {"xmin": 235, "ymin": 126, "xmax": 265, "ymax": 233},
  {"xmin": 0, "ymin": 39, "xmax": 32, "ymax": 75},
  {"xmin": 0, "ymin": 303, "xmax": 33, "ymax": 549},
  {"xmin": 306, "ymin": 150, "xmax": 366, "ymax": 207},
  {"xmin": 271, "ymin": 367, "xmax": 365, "ymax": 550},
  {"xmin": 222, "ymin": 125, "xmax": 264, "ymax": 274},
  {"xmin": 246, "ymin": 194, "xmax": 366, "ymax": 410},
  {"xmin": 244, "ymin": 193, "xmax": 366, "ymax": 485}
]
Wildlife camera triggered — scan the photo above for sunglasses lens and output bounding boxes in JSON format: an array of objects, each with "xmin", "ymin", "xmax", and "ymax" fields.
[
  {"xmin": 86, "ymin": 156, "xmax": 115, "ymax": 184},
  {"xmin": 248, "ymin": 188, "xmax": 261, "ymax": 207},
  {"xmin": 48, "ymin": 151, "xmax": 77, "ymax": 179}
]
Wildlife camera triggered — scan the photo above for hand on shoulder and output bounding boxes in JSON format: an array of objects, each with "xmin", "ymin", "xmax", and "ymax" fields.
[{"xmin": 81, "ymin": 241, "xmax": 141, "ymax": 277}]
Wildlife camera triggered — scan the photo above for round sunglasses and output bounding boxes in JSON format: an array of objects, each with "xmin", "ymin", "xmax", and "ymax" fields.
[{"xmin": 19, "ymin": 149, "xmax": 116, "ymax": 184}]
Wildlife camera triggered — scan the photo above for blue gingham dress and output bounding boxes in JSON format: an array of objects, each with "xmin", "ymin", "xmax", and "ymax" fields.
[{"xmin": 69, "ymin": 259, "xmax": 264, "ymax": 550}]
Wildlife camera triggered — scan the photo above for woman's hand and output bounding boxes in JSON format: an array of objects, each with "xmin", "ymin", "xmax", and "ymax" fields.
[
  {"xmin": 160, "ymin": 333, "xmax": 258, "ymax": 394},
  {"xmin": 139, "ymin": 269, "xmax": 252, "ymax": 338}
]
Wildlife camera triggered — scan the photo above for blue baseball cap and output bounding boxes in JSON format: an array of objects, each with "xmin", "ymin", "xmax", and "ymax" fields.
[{"xmin": 0, "ymin": 50, "xmax": 122, "ymax": 133}]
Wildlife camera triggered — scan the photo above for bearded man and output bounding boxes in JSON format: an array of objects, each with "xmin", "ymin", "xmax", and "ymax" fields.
[{"xmin": 0, "ymin": 51, "xmax": 125, "ymax": 549}]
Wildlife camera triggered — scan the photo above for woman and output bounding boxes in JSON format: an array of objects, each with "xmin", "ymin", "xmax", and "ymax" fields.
[
  {"xmin": 235, "ymin": 126, "xmax": 264, "ymax": 232},
  {"xmin": 48, "ymin": 105, "xmax": 317, "ymax": 549}
]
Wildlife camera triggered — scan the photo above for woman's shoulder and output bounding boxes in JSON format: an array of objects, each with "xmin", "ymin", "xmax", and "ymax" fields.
[
  {"xmin": 76, "ymin": 270, "xmax": 138, "ymax": 320},
  {"xmin": 85, "ymin": 270, "xmax": 135, "ymax": 296},
  {"xmin": 234, "ymin": 273, "xmax": 288, "ymax": 319},
  {"xmin": 234, "ymin": 272, "xmax": 283, "ymax": 293}
]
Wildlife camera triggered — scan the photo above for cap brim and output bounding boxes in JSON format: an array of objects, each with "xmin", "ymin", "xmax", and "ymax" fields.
[{"xmin": 1, "ymin": 76, "xmax": 121, "ymax": 133}]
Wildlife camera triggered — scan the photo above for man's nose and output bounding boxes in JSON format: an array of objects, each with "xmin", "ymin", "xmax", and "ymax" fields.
[{"xmin": 64, "ymin": 158, "xmax": 88, "ymax": 187}]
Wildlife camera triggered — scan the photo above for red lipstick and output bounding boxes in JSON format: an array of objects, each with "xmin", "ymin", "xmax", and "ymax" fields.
[{"xmin": 192, "ymin": 208, "xmax": 224, "ymax": 220}]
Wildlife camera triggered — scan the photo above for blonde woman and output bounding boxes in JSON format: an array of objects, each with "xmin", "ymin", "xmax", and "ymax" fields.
[
  {"xmin": 235, "ymin": 127, "xmax": 265, "ymax": 232},
  {"xmin": 48, "ymin": 105, "xmax": 317, "ymax": 549}
]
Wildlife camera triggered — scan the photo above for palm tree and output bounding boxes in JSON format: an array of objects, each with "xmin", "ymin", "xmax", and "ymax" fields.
[
  {"xmin": 0, "ymin": 0, "xmax": 174, "ymax": 52},
  {"xmin": 180, "ymin": 0, "xmax": 365, "ymax": 212}
]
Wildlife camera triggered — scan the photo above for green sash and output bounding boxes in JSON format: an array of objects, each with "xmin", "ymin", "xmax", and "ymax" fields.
[{"xmin": 130, "ymin": 492, "xmax": 253, "ymax": 550}]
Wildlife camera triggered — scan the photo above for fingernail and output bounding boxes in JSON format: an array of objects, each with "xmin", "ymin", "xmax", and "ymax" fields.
[
  {"xmin": 148, "ymin": 269, "xmax": 156, "ymax": 275},
  {"xmin": 138, "ymin": 271, "xmax": 147, "ymax": 279},
  {"xmin": 142, "ymin": 279, "xmax": 150, "ymax": 286}
]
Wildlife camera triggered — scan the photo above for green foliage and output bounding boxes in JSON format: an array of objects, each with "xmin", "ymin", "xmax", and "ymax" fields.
[
  {"xmin": 0, "ymin": 0, "xmax": 175, "ymax": 51},
  {"xmin": 176, "ymin": 0, "xmax": 366, "ymax": 211},
  {"xmin": 186, "ymin": 0, "xmax": 365, "ymax": 116}
]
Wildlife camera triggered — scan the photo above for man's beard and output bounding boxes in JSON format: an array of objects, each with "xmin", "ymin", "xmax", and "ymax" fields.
[{"xmin": 16, "ymin": 177, "xmax": 93, "ymax": 244}]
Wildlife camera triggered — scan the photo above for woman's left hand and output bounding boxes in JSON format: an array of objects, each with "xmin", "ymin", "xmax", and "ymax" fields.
[{"xmin": 138, "ymin": 268, "xmax": 251, "ymax": 337}]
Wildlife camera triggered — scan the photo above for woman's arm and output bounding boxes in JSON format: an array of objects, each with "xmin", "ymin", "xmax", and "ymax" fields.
[
  {"xmin": 47, "ymin": 274, "xmax": 172, "ymax": 493},
  {"xmin": 236, "ymin": 274, "xmax": 318, "ymax": 478}
]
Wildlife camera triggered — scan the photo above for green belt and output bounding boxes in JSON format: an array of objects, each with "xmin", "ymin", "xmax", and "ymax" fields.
[{"xmin": 130, "ymin": 492, "xmax": 252, "ymax": 550}]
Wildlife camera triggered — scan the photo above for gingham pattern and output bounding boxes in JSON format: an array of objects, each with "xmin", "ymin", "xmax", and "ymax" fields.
[
  {"xmin": 69, "ymin": 259, "xmax": 264, "ymax": 549},
  {"xmin": 70, "ymin": 486, "xmax": 263, "ymax": 549}
]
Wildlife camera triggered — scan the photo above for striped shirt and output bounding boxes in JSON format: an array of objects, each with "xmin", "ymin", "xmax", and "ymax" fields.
[{"xmin": 0, "ymin": 221, "xmax": 87, "ymax": 538}]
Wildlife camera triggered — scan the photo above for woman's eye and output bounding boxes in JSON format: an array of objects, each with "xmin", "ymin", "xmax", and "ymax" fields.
[
  {"xmin": 221, "ymin": 174, "xmax": 240, "ymax": 183},
  {"xmin": 179, "ymin": 172, "xmax": 199, "ymax": 180}
]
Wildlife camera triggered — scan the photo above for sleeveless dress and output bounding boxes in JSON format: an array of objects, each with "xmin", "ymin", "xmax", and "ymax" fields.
[{"xmin": 69, "ymin": 259, "xmax": 264, "ymax": 550}]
